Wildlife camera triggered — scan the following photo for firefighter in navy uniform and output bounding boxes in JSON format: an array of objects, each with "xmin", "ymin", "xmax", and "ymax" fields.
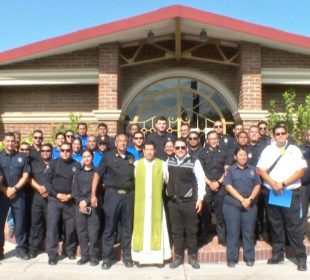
[
  {"xmin": 299, "ymin": 128, "xmax": 310, "ymax": 236},
  {"xmin": 166, "ymin": 138, "xmax": 205, "ymax": 269},
  {"xmin": 198, "ymin": 130, "xmax": 229, "ymax": 245},
  {"xmin": 0, "ymin": 132, "xmax": 30, "ymax": 260},
  {"xmin": 29, "ymin": 143, "xmax": 53, "ymax": 258},
  {"xmin": 213, "ymin": 120, "xmax": 233, "ymax": 152},
  {"xmin": 223, "ymin": 147, "xmax": 261, "ymax": 268},
  {"xmin": 91, "ymin": 134, "xmax": 135, "ymax": 270},
  {"xmin": 44, "ymin": 142, "xmax": 81, "ymax": 265}
]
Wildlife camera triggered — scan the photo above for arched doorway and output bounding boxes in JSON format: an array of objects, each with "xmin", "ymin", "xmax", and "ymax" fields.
[{"xmin": 124, "ymin": 76, "xmax": 235, "ymax": 137}]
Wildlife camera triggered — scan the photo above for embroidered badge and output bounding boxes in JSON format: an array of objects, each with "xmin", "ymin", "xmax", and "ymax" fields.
[
  {"xmin": 224, "ymin": 138, "xmax": 228, "ymax": 143},
  {"xmin": 17, "ymin": 157, "xmax": 22, "ymax": 163},
  {"xmin": 128, "ymin": 158, "xmax": 134, "ymax": 165},
  {"xmin": 250, "ymin": 170, "xmax": 255, "ymax": 176},
  {"xmin": 72, "ymin": 167, "xmax": 77, "ymax": 172},
  {"xmin": 248, "ymin": 152, "xmax": 252, "ymax": 159}
]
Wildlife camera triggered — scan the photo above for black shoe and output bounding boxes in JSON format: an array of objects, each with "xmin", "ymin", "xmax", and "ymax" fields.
[
  {"xmin": 48, "ymin": 256, "xmax": 58, "ymax": 265},
  {"xmin": 0, "ymin": 254, "xmax": 4, "ymax": 261},
  {"xmin": 67, "ymin": 254, "xmax": 76, "ymax": 260},
  {"xmin": 77, "ymin": 257, "xmax": 90, "ymax": 265},
  {"xmin": 29, "ymin": 251, "xmax": 38, "ymax": 259},
  {"xmin": 156, "ymin": 263, "xmax": 165, "ymax": 268},
  {"xmin": 189, "ymin": 255, "xmax": 200, "ymax": 269},
  {"xmin": 101, "ymin": 261, "xmax": 112, "ymax": 270},
  {"xmin": 16, "ymin": 251, "xmax": 30, "ymax": 260},
  {"xmin": 218, "ymin": 238, "xmax": 226, "ymax": 246},
  {"xmin": 297, "ymin": 263, "xmax": 307, "ymax": 271},
  {"xmin": 246, "ymin": 261, "xmax": 254, "ymax": 267},
  {"xmin": 227, "ymin": 261, "xmax": 235, "ymax": 268},
  {"xmin": 124, "ymin": 259, "xmax": 134, "ymax": 268},
  {"xmin": 169, "ymin": 256, "xmax": 183, "ymax": 269},
  {"xmin": 267, "ymin": 256, "xmax": 284, "ymax": 264},
  {"xmin": 90, "ymin": 258, "xmax": 99, "ymax": 266}
]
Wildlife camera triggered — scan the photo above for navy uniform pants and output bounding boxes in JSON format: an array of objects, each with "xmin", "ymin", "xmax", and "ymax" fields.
[
  {"xmin": 266, "ymin": 189, "xmax": 307, "ymax": 265},
  {"xmin": 30, "ymin": 192, "xmax": 47, "ymax": 253},
  {"xmin": 101, "ymin": 188, "xmax": 134, "ymax": 262},
  {"xmin": 46, "ymin": 197, "xmax": 76, "ymax": 257},
  {"xmin": 300, "ymin": 184, "xmax": 310, "ymax": 235},
  {"xmin": 75, "ymin": 206, "xmax": 100, "ymax": 259},
  {"xmin": 168, "ymin": 200, "xmax": 199, "ymax": 256},
  {"xmin": 223, "ymin": 201, "xmax": 257, "ymax": 263},
  {"xmin": 0, "ymin": 191, "xmax": 28, "ymax": 256},
  {"xmin": 204, "ymin": 186, "xmax": 226, "ymax": 242}
]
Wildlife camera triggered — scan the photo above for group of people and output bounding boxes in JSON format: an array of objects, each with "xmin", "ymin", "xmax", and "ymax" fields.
[{"xmin": 0, "ymin": 117, "xmax": 309, "ymax": 272}]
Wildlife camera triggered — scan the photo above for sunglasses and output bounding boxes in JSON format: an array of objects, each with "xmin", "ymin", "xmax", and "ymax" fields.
[
  {"xmin": 34, "ymin": 136, "xmax": 43, "ymax": 140},
  {"xmin": 189, "ymin": 137, "xmax": 198, "ymax": 140},
  {"xmin": 66, "ymin": 135, "xmax": 74, "ymax": 138},
  {"xmin": 20, "ymin": 148, "xmax": 29, "ymax": 151},
  {"xmin": 275, "ymin": 132, "xmax": 287, "ymax": 136},
  {"xmin": 259, "ymin": 127, "xmax": 267, "ymax": 130},
  {"xmin": 214, "ymin": 125, "xmax": 223, "ymax": 128},
  {"xmin": 175, "ymin": 146, "xmax": 186, "ymax": 150},
  {"xmin": 41, "ymin": 150, "xmax": 52, "ymax": 153},
  {"xmin": 60, "ymin": 149, "xmax": 71, "ymax": 152}
]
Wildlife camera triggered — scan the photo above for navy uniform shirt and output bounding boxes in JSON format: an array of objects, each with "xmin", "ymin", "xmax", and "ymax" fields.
[
  {"xmin": 219, "ymin": 134, "xmax": 233, "ymax": 151},
  {"xmin": 223, "ymin": 164, "xmax": 261, "ymax": 207},
  {"xmin": 198, "ymin": 147, "xmax": 229, "ymax": 181},
  {"xmin": 29, "ymin": 146, "xmax": 41, "ymax": 163},
  {"xmin": 146, "ymin": 131, "xmax": 176, "ymax": 160},
  {"xmin": 30, "ymin": 158, "xmax": 50, "ymax": 186},
  {"xmin": 300, "ymin": 143, "xmax": 310, "ymax": 185},
  {"xmin": 72, "ymin": 168, "xmax": 95, "ymax": 205},
  {"xmin": 188, "ymin": 146, "xmax": 203, "ymax": 161},
  {"xmin": 96, "ymin": 150, "xmax": 135, "ymax": 190},
  {"xmin": 0, "ymin": 151, "xmax": 30, "ymax": 187},
  {"xmin": 246, "ymin": 143, "xmax": 265, "ymax": 166},
  {"xmin": 44, "ymin": 158, "xmax": 81, "ymax": 198}
]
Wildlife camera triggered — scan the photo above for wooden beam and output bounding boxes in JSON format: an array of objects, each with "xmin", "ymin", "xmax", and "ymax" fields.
[{"xmin": 175, "ymin": 18, "xmax": 181, "ymax": 61}]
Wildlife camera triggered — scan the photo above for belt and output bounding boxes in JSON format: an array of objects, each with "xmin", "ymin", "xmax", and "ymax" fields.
[
  {"xmin": 110, "ymin": 187, "xmax": 133, "ymax": 195},
  {"xmin": 169, "ymin": 197, "xmax": 195, "ymax": 204}
]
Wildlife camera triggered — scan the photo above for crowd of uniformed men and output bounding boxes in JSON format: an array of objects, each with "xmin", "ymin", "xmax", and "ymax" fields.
[{"xmin": 0, "ymin": 117, "xmax": 309, "ymax": 271}]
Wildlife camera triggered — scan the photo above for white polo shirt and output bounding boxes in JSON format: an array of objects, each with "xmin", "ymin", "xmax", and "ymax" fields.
[{"xmin": 257, "ymin": 142, "xmax": 307, "ymax": 190}]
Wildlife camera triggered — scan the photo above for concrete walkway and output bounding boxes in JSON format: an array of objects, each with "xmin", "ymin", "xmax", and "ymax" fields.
[{"xmin": 1, "ymin": 242, "xmax": 309, "ymax": 280}]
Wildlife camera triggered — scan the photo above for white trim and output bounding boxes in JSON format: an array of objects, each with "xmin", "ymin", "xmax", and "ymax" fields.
[
  {"xmin": 122, "ymin": 68, "xmax": 238, "ymax": 114},
  {"xmin": 262, "ymin": 68, "xmax": 310, "ymax": 85},
  {"xmin": 0, "ymin": 68, "xmax": 99, "ymax": 85},
  {"xmin": 0, "ymin": 110, "xmax": 124, "ymax": 123},
  {"xmin": 233, "ymin": 110, "xmax": 269, "ymax": 122}
]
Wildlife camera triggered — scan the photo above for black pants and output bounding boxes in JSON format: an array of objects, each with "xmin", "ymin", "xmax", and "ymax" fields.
[
  {"xmin": 0, "ymin": 191, "xmax": 28, "ymax": 255},
  {"xmin": 168, "ymin": 199, "xmax": 198, "ymax": 256},
  {"xmin": 46, "ymin": 197, "xmax": 76, "ymax": 257},
  {"xmin": 101, "ymin": 188, "xmax": 134, "ymax": 262},
  {"xmin": 223, "ymin": 201, "xmax": 257, "ymax": 262},
  {"xmin": 267, "ymin": 189, "xmax": 307, "ymax": 264},
  {"xmin": 204, "ymin": 186, "xmax": 226, "ymax": 241},
  {"xmin": 30, "ymin": 192, "xmax": 47, "ymax": 253},
  {"xmin": 75, "ymin": 206, "xmax": 100, "ymax": 259},
  {"xmin": 256, "ymin": 187, "xmax": 269, "ymax": 236}
]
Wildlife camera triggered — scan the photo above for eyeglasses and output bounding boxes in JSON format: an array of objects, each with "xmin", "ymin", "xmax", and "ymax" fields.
[
  {"xmin": 134, "ymin": 137, "xmax": 144, "ymax": 140},
  {"xmin": 20, "ymin": 148, "xmax": 29, "ymax": 151},
  {"xmin": 175, "ymin": 146, "xmax": 186, "ymax": 150},
  {"xmin": 60, "ymin": 149, "xmax": 71, "ymax": 152},
  {"xmin": 41, "ymin": 150, "xmax": 52, "ymax": 153},
  {"xmin": 33, "ymin": 136, "xmax": 43, "ymax": 140},
  {"xmin": 189, "ymin": 137, "xmax": 198, "ymax": 140},
  {"xmin": 275, "ymin": 132, "xmax": 287, "ymax": 136},
  {"xmin": 66, "ymin": 135, "xmax": 74, "ymax": 138},
  {"xmin": 214, "ymin": 125, "xmax": 223, "ymax": 128},
  {"xmin": 259, "ymin": 127, "xmax": 267, "ymax": 130}
]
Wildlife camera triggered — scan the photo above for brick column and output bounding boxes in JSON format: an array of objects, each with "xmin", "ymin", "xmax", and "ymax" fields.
[
  {"xmin": 234, "ymin": 42, "xmax": 268, "ymax": 124},
  {"xmin": 94, "ymin": 43, "xmax": 123, "ymax": 135}
]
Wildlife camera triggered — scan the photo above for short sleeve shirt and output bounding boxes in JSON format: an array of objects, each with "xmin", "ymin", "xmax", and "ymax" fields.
[{"xmin": 257, "ymin": 143, "xmax": 307, "ymax": 190}]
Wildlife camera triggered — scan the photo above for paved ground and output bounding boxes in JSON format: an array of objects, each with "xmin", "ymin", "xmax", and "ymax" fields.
[{"xmin": 1, "ymin": 242, "xmax": 309, "ymax": 280}]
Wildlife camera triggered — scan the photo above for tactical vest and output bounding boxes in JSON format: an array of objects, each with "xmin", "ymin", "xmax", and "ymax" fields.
[{"xmin": 167, "ymin": 156, "xmax": 197, "ymax": 200}]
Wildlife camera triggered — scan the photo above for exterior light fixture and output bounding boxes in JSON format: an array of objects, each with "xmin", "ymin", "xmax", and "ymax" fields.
[
  {"xmin": 199, "ymin": 29, "xmax": 208, "ymax": 42},
  {"xmin": 147, "ymin": 30, "xmax": 155, "ymax": 43}
]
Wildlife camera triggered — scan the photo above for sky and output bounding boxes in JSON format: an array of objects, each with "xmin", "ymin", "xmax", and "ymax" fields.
[{"xmin": 1, "ymin": 0, "xmax": 310, "ymax": 52}]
